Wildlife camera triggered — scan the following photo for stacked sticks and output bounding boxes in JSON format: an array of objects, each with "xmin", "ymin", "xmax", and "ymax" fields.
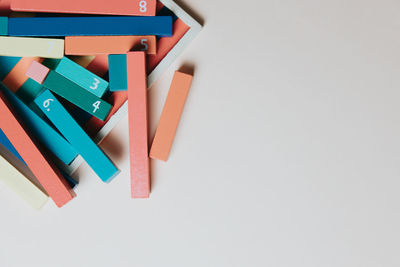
[{"xmin": 0, "ymin": 0, "xmax": 201, "ymax": 209}]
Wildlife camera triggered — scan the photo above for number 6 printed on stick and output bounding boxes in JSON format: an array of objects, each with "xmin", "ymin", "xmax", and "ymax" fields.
[{"xmin": 34, "ymin": 90, "xmax": 120, "ymax": 183}]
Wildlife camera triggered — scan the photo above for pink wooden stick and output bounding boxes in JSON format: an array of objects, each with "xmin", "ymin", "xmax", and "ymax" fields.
[{"xmin": 127, "ymin": 52, "xmax": 150, "ymax": 198}]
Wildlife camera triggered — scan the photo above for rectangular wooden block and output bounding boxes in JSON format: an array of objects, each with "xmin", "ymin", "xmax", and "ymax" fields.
[
  {"xmin": 2, "ymin": 87, "xmax": 78, "ymax": 165},
  {"xmin": 108, "ymin": 54, "xmax": 127, "ymax": 92},
  {"xmin": 127, "ymin": 52, "xmax": 150, "ymax": 198},
  {"xmin": 26, "ymin": 61, "xmax": 112, "ymax": 121},
  {"xmin": 0, "ymin": 16, "xmax": 7, "ymax": 35},
  {"xmin": 11, "ymin": 0, "xmax": 156, "ymax": 16},
  {"xmin": 0, "ymin": 37, "xmax": 64, "ymax": 58},
  {"xmin": 65, "ymin": 36, "xmax": 156, "ymax": 55},
  {"xmin": 34, "ymin": 90, "xmax": 120, "ymax": 183},
  {"xmin": 0, "ymin": 84, "xmax": 75, "ymax": 207},
  {"xmin": 150, "ymin": 71, "xmax": 192, "ymax": 161},
  {"xmin": 9, "ymin": 16, "xmax": 173, "ymax": 37},
  {"xmin": 54, "ymin": 57, "xmax": 108, "ymax": 98},
  {"xmin": 0, "ymin": 153, "xmax": 48, "ymax": 210}
]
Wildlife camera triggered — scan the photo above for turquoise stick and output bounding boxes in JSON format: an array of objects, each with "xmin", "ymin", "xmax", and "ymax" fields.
[
  {"xmin": 108, "ymin": 54, "xmax": 127, "ymax": 91},
  {"xmin": 34, "ymin": 90, "xmax": 119, "ymax": 183},
  {"xmin": 55, "ymin": 57, "xmax": 108, "ymax": 97}
]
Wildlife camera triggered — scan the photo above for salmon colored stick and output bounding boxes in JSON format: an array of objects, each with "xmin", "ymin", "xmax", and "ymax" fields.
[
  {"xmin": 65, "ymin": 36, "xmax": 156, "ymax": 55},
  {"xmin": 84, "ymin": 55, "xmax": 127, "ymax": 136},
  {"xmin": 11, "ymin": 0, "xmax": 156, "ymax": 16},
  {"xmin": 3, "ymin": 57, "xmax": 42, "ymax": 92},
  {"xmin": 147, "ymin": 19, "xmax": 189, "ymax": 72},
  {"xmin": 150, "ymin": 71, "xmax": 193, "ymax": 161},
  {"xmin": 127, "ymin": 52, "xmax": 150, "ymax": 198},
  {"xmin": 0, "ymin": 86, "xmax": 75, "ymax": 207}
]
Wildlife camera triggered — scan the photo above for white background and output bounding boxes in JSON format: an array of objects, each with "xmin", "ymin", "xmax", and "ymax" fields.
[{"xmin": 2, "ymin": 0, "xmax": 400, "ymax": 266}]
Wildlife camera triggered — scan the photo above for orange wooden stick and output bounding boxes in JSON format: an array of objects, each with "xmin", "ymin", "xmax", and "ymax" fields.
[
  {"xmin": 65, "ymin": 36, "xmax": 156, "ymax": 55},
  {"xmin": 150, "ymin": 71, "xmax": 193, "ymax": 161},
  {"xmin": 127, "ymin": 52, "xmax": 150, "ymax": 198},
  {"xmin": 0, "ymin": 88, "xmax": 75, "ymax": 207}
]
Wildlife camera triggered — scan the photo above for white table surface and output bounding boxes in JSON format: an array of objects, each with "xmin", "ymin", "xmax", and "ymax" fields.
[{"xmin": 2, "ymin": 0, "xmax": 400, "ymax": 266}]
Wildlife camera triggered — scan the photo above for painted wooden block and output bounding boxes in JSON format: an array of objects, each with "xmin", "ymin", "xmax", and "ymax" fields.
[
  {"xmin": 34, "ymin": 90, "xmax": 120, "ymax": 183},
  {"xmin": 65, "ymin": 36, "xmax": 156, "ymax": 55},
  {"xmin": 11, "ymin": 0, "xmax": 156, "ymax": 16},
  {"xmin": 108, "ymin": 54, "xmax": 127, "ymax": 92},
  {"xmin": 127, "ymin": 52, "xmax": 150, "ymax": 198},
  {"xmin": 0, "ymin": 17, "xmax": 7, "ymax": 35},
  {"xmin": 0, "ymin": 37, "xmax": 64, "ymax": 58},
  {"xmin": 0, "ymin": 84, "xmax": 75, "ymax": 207},
  {"xmin": 26, "ymin": 61, "xmax": 112, "ymax": 121},
  {"xmin": 150, "ymin": 71, "xmax": 192, "ymax": 161},
  {"xmin": 0, "ymin": 153, "xmax": 48, "ymax": 210},
  {"xmin": 54, "ymin": 57, "xmax": 108, "ymax": 98},
  {"xmin": 8, "ymin": 16, "xmax": 173, "ymax": 37},
  {"xmin": 2, "ymin": 87, "xmax": 78, "ymax": 165}
]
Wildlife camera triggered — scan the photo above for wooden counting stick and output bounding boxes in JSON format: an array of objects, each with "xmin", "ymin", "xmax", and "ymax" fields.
[
  {"xmin": 65, "ymin": 36, "xmax": 157, "ymax": 56},
  {"xmin": 150, "ymin": 71, "xmax": 193, "ymax": 161},
  {"xmin": 0, "ymin": 37, "xmax": 64, "ymax": 58},
  {"xmin": 0, "ymin": 83, "xmax": 75, "ymax": 207},
  {"xmin": 108, "ymin": 54, "xmax": 128, "ymax": 92},
  {"xmin": 11, "ymin": 0, "xmax": 157, "ymax": 16},
  {"xmin": 127, "ymin": 52, "xmax": 150, "ymax": 198},
  {"xmin": 26, "ymin": 61, "xmax": 112, "ymax": 121},
  {"xmin": 8, "ymin": 16, "xmax": 173, "ymax": 37}
]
